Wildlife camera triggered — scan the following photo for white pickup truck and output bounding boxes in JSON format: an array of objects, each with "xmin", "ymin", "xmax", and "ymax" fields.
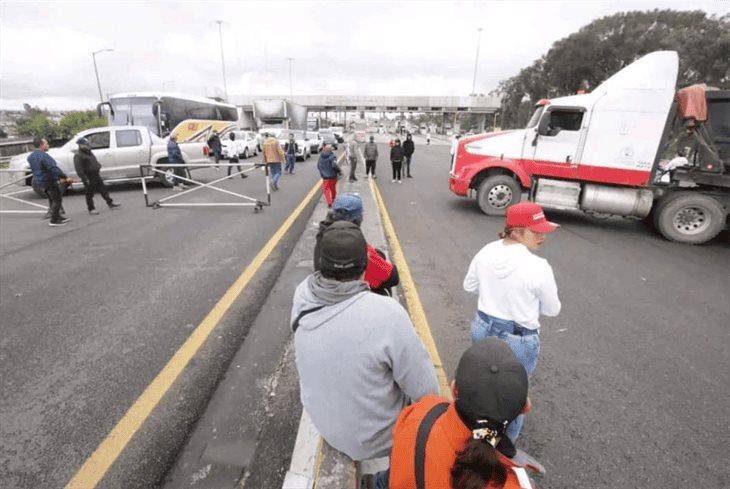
[{"xmin": 9, "ymin": 125, "xmax": 210, "ymax": 196}]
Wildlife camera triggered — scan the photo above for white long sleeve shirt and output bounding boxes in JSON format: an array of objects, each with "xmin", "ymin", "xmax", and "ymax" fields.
[{"xmin": 463, "ymin": 240, "xmax": 561, "ymax": 330}]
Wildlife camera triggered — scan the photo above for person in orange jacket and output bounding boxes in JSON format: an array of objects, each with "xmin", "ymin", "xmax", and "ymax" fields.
[
  {"xmin": 313, "ymin": 193, "xmax": 399, "ymax": 296},
  {"xmin": 383, "ymin": 338, "xmax": 540, "ymax": 489}
]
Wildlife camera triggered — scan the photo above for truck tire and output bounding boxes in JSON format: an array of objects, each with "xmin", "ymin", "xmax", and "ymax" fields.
[
  {"xmin": 242, "ymin": 148, "xmax": 249, "ymax": 159},
  {"xmin": 654, "ymin": 192, "xmax": 726, "ymax": 244},
  {"xmin": 155, "ymin": 160, "xmax": 175, "ymax": 188},
  {"xmin": 476, "ymin": 175, "xmax": 522, "ymax": 216}
]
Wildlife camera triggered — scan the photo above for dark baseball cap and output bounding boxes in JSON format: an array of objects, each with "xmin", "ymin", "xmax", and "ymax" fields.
[
  {"xmin": 76, "ymin": 137, "xmax": 90, "ymax": 145},
  {"xmin": 319, "ymin": 221, "xmax": 367, "ymax": 274},
  {"xmin": 455, "ymin": 338, "xmax": 528, "ymax": 433}
]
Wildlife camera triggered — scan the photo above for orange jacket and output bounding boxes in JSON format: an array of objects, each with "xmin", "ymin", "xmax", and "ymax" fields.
[{"xmin": 389, "ymin": 395, "xmax": 536, "ymax": 489}]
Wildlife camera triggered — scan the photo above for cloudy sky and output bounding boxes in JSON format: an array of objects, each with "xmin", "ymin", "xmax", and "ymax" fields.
[{"xmin": 1, "ymin": 0, "xmax": 727, "ymax": 111}]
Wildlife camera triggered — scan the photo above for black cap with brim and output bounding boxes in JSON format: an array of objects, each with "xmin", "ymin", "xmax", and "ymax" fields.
[{"xmin": 319, "ymin": 221, "xmax": 368, "ymax": 273}]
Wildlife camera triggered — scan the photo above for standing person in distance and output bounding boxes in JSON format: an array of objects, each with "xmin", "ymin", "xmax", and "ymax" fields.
[
  {"xmin": 347, "ymin": 135, "xmax": 359, "ymax": 182},
  {"xmin": 363, "ymin": 135, "xmax": 379, "ymax": 179},
  {"xmin": 73, "ymin": 137, "xmax": 121, "ymax": 215},
  {"xmin": 27, "ymin": 137, "xmax": 71, "ymax": 227},
  {"xmin": 463, "ymin": 201, "xmax": 561, "ymax": 441},
  {"xmin": 284, "ymin": 132, "xmax": 298, "ymax": 175},
  {"xmin": 386, "ymin": 338, "xmax": 539, "ymax": 489},
  {"xmin": 262, "ymin": 132, "xmax": 285, "ymax": 190},
  {"xmin": 390, "ymin": 138, "xmax": 404, "ymax": 184},
  {"xmin": 166, "ymin": 133, "xmax": 188, "ymax": 191},
  {"xmin": 317, "ymin": 144, "xmax": 341, "ymax": 207},
  {"xmin": 402, "ymin": 133, "xmax": 415, "ymax": 178},
  {"xmin": 426, "ymin": 130, "xmax": 431, "ymax": 145},
  {"xmin": 207, "ymin": 129, "xmax": 222, "ymax": 169},
  {"xmin": 226, "ymin": 132, "xmax": 247, "ymax": 179}
]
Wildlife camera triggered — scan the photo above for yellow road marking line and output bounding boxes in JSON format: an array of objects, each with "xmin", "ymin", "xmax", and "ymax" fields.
[
  {"xmin": 65, "ymin": 180, "xmax": 323, "ymax": 489},
  {"xmin": 370, "ymin": 179, "xmax": 452, "ymax": 399}
]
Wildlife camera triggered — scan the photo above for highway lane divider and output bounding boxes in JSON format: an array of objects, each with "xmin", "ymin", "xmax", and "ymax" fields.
[{"xmin": 64, "ymin": 178, "xmax": 323, "ymax": 489}]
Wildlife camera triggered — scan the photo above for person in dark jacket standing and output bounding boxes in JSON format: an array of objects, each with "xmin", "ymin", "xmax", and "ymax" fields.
[
  {"xmin": 363, "ymin": 136, "xmax": 379, "ymax": 178},
  {"xmin": 284, "ymin": 133, "xmax": 298, "ymax": 174},
  {"xmin": 317, "ymin": 144, "xmax": 340, "ymax": 207},
  {"xmin": 313, "ymin": 193, "xmax": 399, "ymax": 296},
  {"xmin": 73, "ymin": 137, "xmax": 120, "ymax": 215},
  {"xmin": 402, "ymin": 133, "xmax": 415, "ymax": 178},
  {"xmin": 390, "ymin": 138, "xmax": 405, "ymax": 184},
  {"xmin": 207, "ymin": 130, "xmax": 222, "ymax": 167},
  {"xmin": 166, "ymin": 133, "xmax": 188, "ymax": 190},
  {"xmin": 27, "ymin": 137, "xmax": 71, "ymax": 226}
]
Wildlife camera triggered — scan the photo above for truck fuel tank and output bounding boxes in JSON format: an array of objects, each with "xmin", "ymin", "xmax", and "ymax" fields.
[{"xmin": 580, "ymin": 184, "xmax": 654, "ymax": 218}]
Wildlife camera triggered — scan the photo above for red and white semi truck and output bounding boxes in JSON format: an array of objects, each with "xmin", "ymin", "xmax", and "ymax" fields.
[{"xmin": 449, "ymin": 51, "xmax": 729, "ymax": 244}]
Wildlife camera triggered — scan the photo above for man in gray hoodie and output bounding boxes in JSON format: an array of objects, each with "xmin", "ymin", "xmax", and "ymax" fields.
[{"xmin": 291, "ymin": 221, "xmax": 439, "ymax": 461}]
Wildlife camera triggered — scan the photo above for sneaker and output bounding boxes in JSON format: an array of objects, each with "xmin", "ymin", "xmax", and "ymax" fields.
[
  {"xmin": 407, "ymin": 175, "xmax": 413, "ymax": 178},
  {"xmin": 241, "ymin": 174, "xmax": 248, "ymax": 179},
  {"xmin": 108, "ymin": 203, "xmax": 121, "ymax": 209},
  {"xmin": 373, "ymin": 175, "xmax": 377, "ymax": 179},
  {"xmin": 398, "ymin": 180, "xmax": 402, "ymax": 184},
  {"xmin": 173, "ymin": 185, "xmax": 184, "ymax": 191},
  {"xmin": 392, "ymin": 179, "xmax": 396, "ymax": 183},
  {"xmin": 49, "ymin": 217, "xmax": 70, "ymax": 227},
  {"xmin": 89, "ymin": 209, "xmax": 100, "ymax": 215}
]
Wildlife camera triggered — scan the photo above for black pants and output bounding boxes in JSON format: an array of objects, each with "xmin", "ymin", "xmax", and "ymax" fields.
[
  {"xmin": 391, "ymin": 160, "xmax": 402, "ymax": 180},
  {"xmin": 44, "ymin": 182, "xmax": 63, "ymax": 223},
  {"xmin": 172, "ymin": 162, "xmax": 187, "ymax": 185},
  {"xmin": 85, "ymin": 174, "xmax": 113, "ymax": 210},
  {"xmin": 365, "ymin": 159, "xmax": 376, "ymax": 176},
  {"xmin": 349, "ymin": 158, "xmax": 358, "ymax": 181},
  {"xmin": 404, "ymin": 155, "xmax": 412, "ymax": 176},
  {"xmin": 227, "ymin": 157, "xmax": 244, "ymax": 177}
]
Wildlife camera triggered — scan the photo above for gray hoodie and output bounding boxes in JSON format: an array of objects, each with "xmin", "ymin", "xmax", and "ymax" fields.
[{"xmin": 291, "ymin": 272, "xmax": 440, "ymax": 460}]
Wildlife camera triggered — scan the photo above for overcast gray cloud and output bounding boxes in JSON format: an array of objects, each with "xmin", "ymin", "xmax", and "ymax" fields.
[{"xmin": 1, "ymin": 0, "xmax": 727, "ymax": 110}]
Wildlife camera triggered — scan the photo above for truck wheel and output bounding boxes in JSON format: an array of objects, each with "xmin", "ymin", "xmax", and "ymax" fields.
[
  {"xmin": 242, "ymin": 148, "xmax": 249, "ymax": 159},
  {"xmin": 476, "ymin": 175, "xmax": 521, "ymax": 215},
  {"xmin": 654, "ymin": 192, "xmax": 725, "ymax": 244}
]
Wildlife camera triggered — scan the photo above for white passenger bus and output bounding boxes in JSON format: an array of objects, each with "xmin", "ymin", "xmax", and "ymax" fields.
[{"xmin": 97, "ymin": 92, "xmax": 239, "ymax": 142}]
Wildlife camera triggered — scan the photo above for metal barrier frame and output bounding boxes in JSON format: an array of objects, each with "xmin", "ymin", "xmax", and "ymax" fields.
[
  {"xmin": 0, "ymin": 169, "xmax": 47, "ymax": 214},
  {"xmin": 139, "ymin": 163, "xmax": 270, "ymax": 213}
]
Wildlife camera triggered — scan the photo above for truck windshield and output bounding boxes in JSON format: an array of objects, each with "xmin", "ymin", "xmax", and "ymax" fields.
[{"xmin": 526, "ymin": 105, "xmax": 546, "ymax": 129}]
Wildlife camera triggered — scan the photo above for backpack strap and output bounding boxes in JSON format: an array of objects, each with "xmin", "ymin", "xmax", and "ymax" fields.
[
  {"xmin": 415, "ymin": 402, "xmax": 449, "ymax": 489},
  {"xmin": 291, "ymin": 305, "xmax": 326, "ymax": 333}
]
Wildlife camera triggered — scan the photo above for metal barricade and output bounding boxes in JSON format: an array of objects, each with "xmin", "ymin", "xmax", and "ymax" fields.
[
  {"xmin": 139, "ymin": 163, "xmax": 270, "ymax": 213},
  {"xmin": 0, "ymin": 169, "xmax": 47, "ymax": 215}
]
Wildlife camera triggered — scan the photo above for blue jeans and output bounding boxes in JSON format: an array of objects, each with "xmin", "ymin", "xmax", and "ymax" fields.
[
  {"xmin": 374, "ymin": 470, "xmax": 389, "ymax": 489},
  {"xmin": 471, "ymin": 311, "xmax": 540, "ymax": 441},
  {"xmin": 285, "ymin": 153, "xmax": 296, "ymax": 173},
  {"xmin": 269, "ymin": 163, "xmax": 282, "ymax": 188}
]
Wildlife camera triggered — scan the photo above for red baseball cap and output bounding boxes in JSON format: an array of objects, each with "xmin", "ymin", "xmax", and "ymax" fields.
[{"xmin": 505, "ymin": 202, "xmax": 560, "ymax": 233}]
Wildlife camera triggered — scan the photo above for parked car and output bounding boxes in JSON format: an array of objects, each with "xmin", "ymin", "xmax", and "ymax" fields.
[
  {"xmin": 306, "ymin": 131, "xmax": 324, "ymax": 154},
  {"xmin": 9, "ymin": 126, "xmax": 210, "ymax": 195},
  {"xmin": 319, "ymin": 129, "xmax": 339, "ymax": 150},
  {"xmin": 277, "ymin": 130, "xmax": 311, "ymax": 161},
  {"xmin": 222, "ymin": 130, "xmax": 259, "ymax": 159}
]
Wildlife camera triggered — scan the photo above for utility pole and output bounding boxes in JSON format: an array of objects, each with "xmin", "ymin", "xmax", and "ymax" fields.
[
  {"xmin": 287, "ymin": 57, "xmax": 294, "ymax": 97},
  {"xmin": 215, "ymin": 20, "xmax": 228, "ymax": 100},
  {"xmin": 92, "ymin": 48, "xmax": 114, "ymax": 103},
  {"xmin": 471, "ymin": 27, "xmax": 483, "ymax": 96}
]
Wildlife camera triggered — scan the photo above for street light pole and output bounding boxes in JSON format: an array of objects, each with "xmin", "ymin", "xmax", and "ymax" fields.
[
  {"xmin": 287, "ymin": 57, "xmax": 294, "ymax": 97},
  {"xmin": 92, "ymin": 48, "xmax": 114, "ymax": 103},
  {"xmin": 471, "ymin": 28, "xmax": 483, "ymax": 96},
  {"xmin": 215, "ymin": 20, "xmax": 228, "ymax": 100}
]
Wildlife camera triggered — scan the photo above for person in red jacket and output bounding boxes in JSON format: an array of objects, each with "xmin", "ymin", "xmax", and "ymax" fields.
[
  {"xmin": 313, "ymin": 193, "xmax": 399, "ymax": 296},
  {"xmin": 384, "ymin": 338, "xmax": 540, "ymax": 489}
]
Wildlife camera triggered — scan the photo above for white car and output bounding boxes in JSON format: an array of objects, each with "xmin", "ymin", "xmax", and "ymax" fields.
[
  {"xmin": 306, "ymin": 131, "xmax": 324, "ymax": 154},
  {"xmin": 277, "ymin": 130, "xmax": 311, "ymax": 161},
  {"xmin": 222, "ymin": 130, "xmax": 259, "ymax": 159},
  {"xmin": 9, "ymin": 126, "xmax": 210, "ymax": 195}
]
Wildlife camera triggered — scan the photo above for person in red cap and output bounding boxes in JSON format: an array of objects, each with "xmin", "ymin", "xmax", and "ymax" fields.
[{"xmin": 463, "ymin": 201, "xmax": 561, "ymax": 441}]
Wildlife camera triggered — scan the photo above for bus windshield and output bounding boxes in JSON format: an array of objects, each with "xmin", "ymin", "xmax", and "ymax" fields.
[{"xmin": 108, "ymin": 97, "xmax": 159, "ymax": 133}]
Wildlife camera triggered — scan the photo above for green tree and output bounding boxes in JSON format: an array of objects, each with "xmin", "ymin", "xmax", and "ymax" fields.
[
  {"xmin": 498, "ymin": 10, "xmax": 730, "ymax": 128},
  {"xmin": 16, "ymin": 113, "xmax": 59, "ymax": 139},
  {"xmin": 57, "ymin": 111, "xmax": 107, "ymax": 139}
]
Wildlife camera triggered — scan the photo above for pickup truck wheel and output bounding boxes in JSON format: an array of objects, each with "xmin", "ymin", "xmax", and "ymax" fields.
[
  {"xmin": 242, "ymin": 148, "xmax": 249, "ymax": 159},
  {"xmin": 158, "ymin": 168, "xmax": 176, "ymax": 188},
  {"xmin": 477, "ymin": 175, "xmax": 521, "ymax": 215},
  {"xmin": 654, "ymin": 192, "xmax": 725, "ymax": 244}
]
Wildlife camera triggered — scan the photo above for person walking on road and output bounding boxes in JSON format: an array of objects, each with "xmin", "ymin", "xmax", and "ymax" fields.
[
  {"xmin": 317, "ymin": 144, "xmax": 341, "ymax": 207},
  {"xmin": 207, "ymin": 130, "xmax": 222, "ymax": 168},
  {"xmin": 166, "ymin": 133, "xmax": 188, "ymax": 191},
  {"xmin": 363, "ymin": 135, "xmax": 379, "ymax": 178},
  {"xmin": 262, "ymin": 132, "xmax": 285, "ymax": 190},
  {"xmin": 284, "ymin": 133, "xmax": 298, "ymax": 175},
  {"xmin": 390, "ymin": 138, "xmax": 404, "ymax": 183},
  {"xmin": 426, "ymin": 130, "xmax": 431, "ymax": 145},
  {"xmin": 27, "ymin": 137, "xmax": 71, "ymax": 227},
  {"xmin": 226, "ymin": 133, "xmax": 247, "ymax": 179},
  {"xmin": 313, "ymin": 193, "xmax": 399, "ymax": 296},
  {"xmin": 463, "ymin": 201, "xmax": 561, "ymax": 441},
  {"xmin": 384, "ymin": 338, "xmax": 538, "ymax": 489},
  {"xmin": 73, "ymin": 137, "xmax": 121, "ymax": 215},
  {"xmin": 347, "ymin": 136, "xmax": 359, "ymax": 182},
  {"xmin": 402, "ymin": 133, "xmax": 415, "ymax": 178},
  {"xmin": 291, "ymin": 221, "xmax": 439, "ymax": 461}
]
